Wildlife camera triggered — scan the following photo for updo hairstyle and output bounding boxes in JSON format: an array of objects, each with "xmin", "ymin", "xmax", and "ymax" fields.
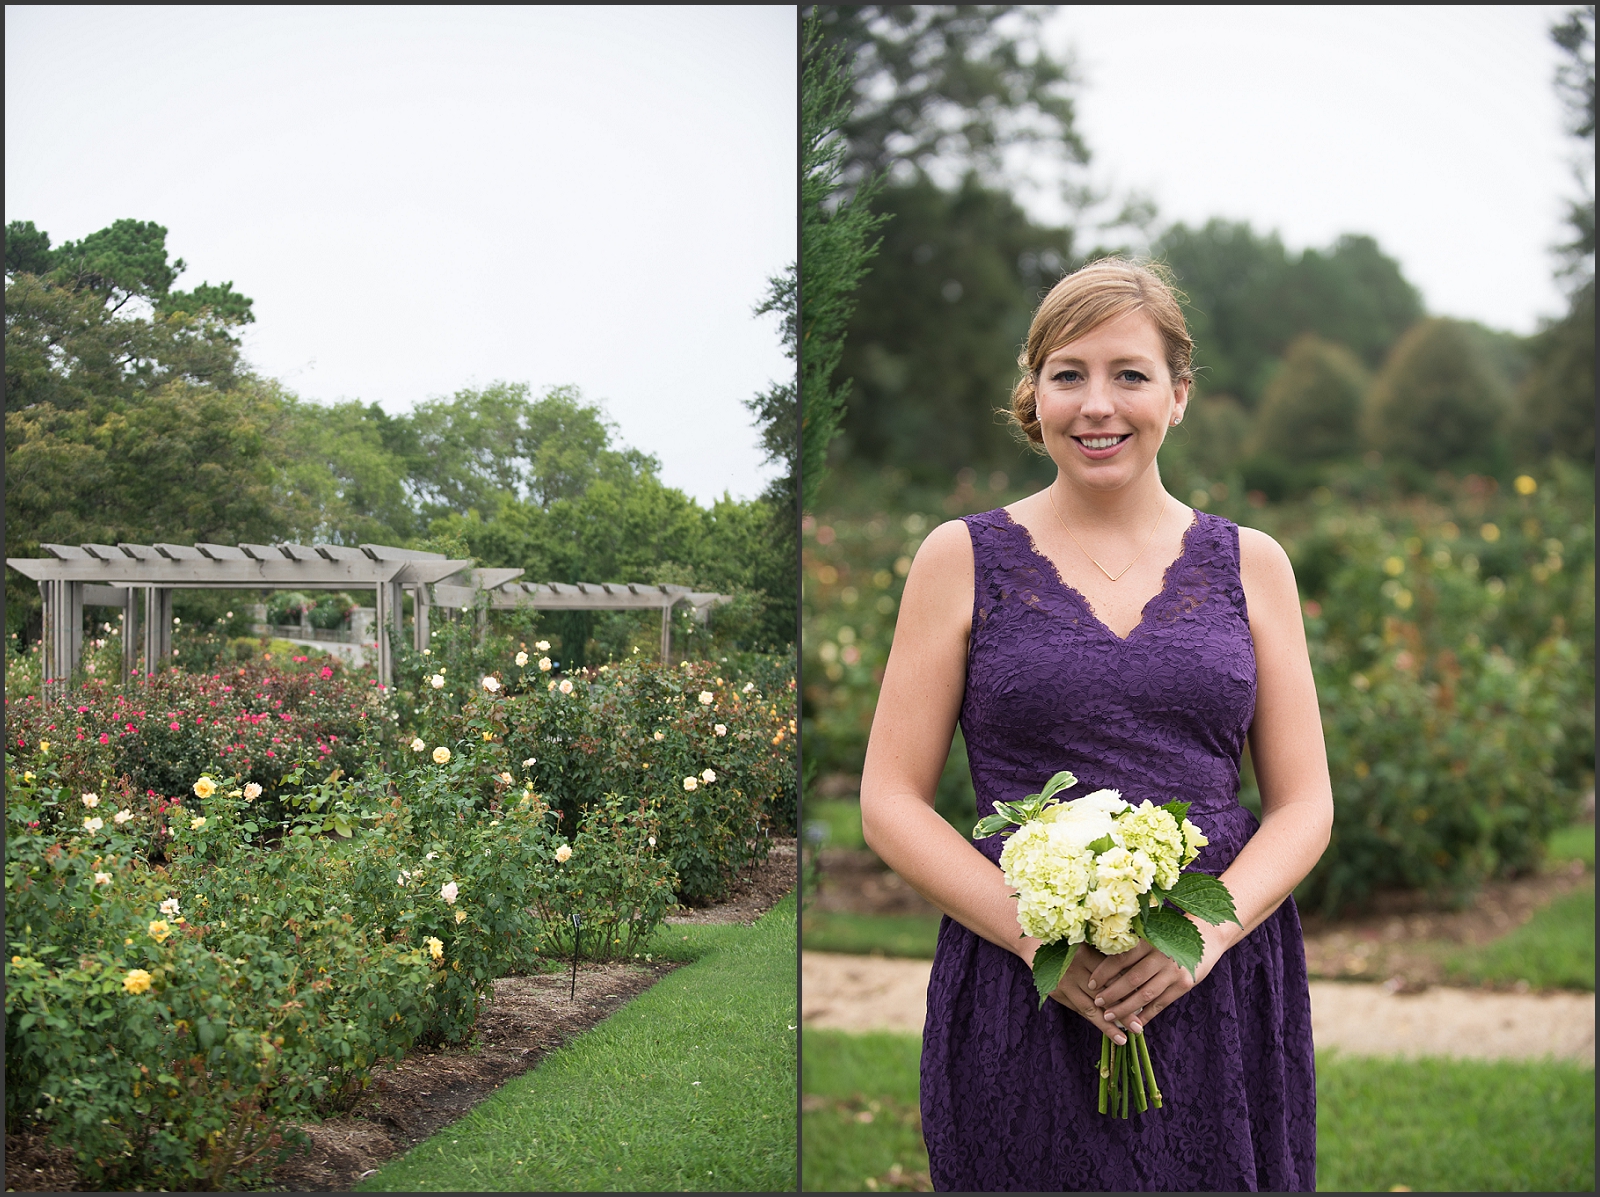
[{"xmin": 1008, "ymin": 258, "xmax": 1195, "ymax": 445}]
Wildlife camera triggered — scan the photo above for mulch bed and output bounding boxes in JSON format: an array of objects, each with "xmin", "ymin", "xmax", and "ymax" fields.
[{"xmin": 6, "ymin": 840, "xmax": 796, "ymax": 1193}]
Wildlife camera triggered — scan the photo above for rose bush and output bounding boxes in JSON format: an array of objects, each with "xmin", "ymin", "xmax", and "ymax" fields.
[{"xmin": 403, "ymin": 653, "xmax": 797, "ymax": 903}]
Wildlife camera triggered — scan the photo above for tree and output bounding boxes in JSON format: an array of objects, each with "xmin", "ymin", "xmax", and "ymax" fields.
[
  {"xmin": 1516, "ymin": 6, "xmax": 1595, "ymax": 462},
  {"xmin": 1155, "ymin": 221, "xmax": 1422, "ymax": 409},
  {"xmin": 6, "ymin": 221, "xmax": 294, "ymax": 634},
  {"xmin": 1251, "ymin": 335, "xmax": 1368, "ymax": 467},
  {"xmin": 802, "ymin": 14, "xmax": 889, "ymax": 508},
  {"xmin": 401, "ymin": 382, "xmax": 655, "ymax": 520},
  {"xmin": 1364, "ymin": 319, "xmax": 1511, "ymax": 472},
  {"xmin": 811, "ymin": 4, "xmax": 1086, "ymax": 194},
  {"xmin": 745, "ymin": 258, "xmax": 800, "ymax": 650},
  {"xmin": 834, "ymin": 175, "xmax": 1076, "ymax": 480}
]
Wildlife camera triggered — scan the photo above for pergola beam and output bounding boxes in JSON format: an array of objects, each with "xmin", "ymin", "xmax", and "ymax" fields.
[{"xmin": 9, "ymin": 541, "xmax": 734, "ymax": 698}]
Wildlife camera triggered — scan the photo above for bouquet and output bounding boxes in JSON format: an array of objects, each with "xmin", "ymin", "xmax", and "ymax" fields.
[{"xmin": 974, "ymin": 771, "xmax": 1240, "ymax": 1118}]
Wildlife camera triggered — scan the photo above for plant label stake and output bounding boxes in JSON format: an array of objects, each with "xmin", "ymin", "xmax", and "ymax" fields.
[{"xmin": 569, "ymin": 911, "xmax": 582, "ymax": 1001}]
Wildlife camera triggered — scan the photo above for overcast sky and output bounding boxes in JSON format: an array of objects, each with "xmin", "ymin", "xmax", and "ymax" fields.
[
  {"xmin": 5, "ymin": 5, "xmax": 796, "ymax": 507},
  {"xmin": 1043, "ymin": 5, "xmax": 1580, "ymax": 335}
]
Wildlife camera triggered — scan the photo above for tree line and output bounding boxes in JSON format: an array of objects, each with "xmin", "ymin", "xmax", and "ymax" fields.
[
  {"xmin": 803, "ymin": 5, "xmax": 1594, "ymax": 500},
  {"xmin": 5, "ymin": 219, "xmax": 797, "ymax": 656}
]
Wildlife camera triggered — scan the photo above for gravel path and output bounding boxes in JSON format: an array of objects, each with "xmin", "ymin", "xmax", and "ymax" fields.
[{"xmin": 802, "ymin": 951, "xmax": 1595, "ymax": 1065}]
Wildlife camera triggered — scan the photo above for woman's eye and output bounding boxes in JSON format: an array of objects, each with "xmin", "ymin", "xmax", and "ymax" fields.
[
  {"xmin": 1052, "ymin": 369, "xmax": 1080, "ymax": 384},
  {"xmin": 1117, "ymin": 370, "xmax": 1148, "ymax": 383}
]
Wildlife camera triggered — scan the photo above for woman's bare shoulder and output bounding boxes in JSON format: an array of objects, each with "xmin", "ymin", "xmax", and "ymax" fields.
[
  {"xmin": 1236, "ymin": 524, "xmax": 1300, "ymax": 620},
  {"xmin": 902, "ymin": 518, "xmax": 976, "ymax": 624}
]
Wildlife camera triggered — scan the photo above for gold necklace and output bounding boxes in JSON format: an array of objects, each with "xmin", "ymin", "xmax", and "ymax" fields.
[{"xmin": 1047, "ymin": 489, "xmax": 1168, "ymax": 583}]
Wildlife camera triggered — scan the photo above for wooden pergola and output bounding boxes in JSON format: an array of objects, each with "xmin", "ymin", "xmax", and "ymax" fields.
[{"xmin": 7, "ymin": 541, "xmax": 731, "ymax": 698}]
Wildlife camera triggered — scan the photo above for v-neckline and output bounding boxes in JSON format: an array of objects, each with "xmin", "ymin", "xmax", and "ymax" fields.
[{"xmin": 999, "ymin": 505, "xmax": 1202, "ymax": 642}]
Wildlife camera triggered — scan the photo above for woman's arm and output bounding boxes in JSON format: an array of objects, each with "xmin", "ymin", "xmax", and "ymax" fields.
[
  {"xmin": 858, "ymin": 519, "xmax": 1036, "ymax": 956},
  {"xmin": 1080, "ymin": 526, "xmax": 1334, "ymax": 1034}
]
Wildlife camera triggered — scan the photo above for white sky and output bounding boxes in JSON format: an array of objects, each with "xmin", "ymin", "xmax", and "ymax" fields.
[
  {"xmin": 5, "ymin": 5, "xmax": 796, "ymax": 507},
  {"xmin": 1040, "ymin": 5, "xmax": 1579, "ymax": 334}
]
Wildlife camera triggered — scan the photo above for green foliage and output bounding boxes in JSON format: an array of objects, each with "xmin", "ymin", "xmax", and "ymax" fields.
[
  {"xmin": 834, "ymin": 177, "xmax": 1075, "ymax": 480},
  {"xmin": 801, "ymin": 15, "xmax": 889, "ymax": 511},
  {"xmin": 7, "ymin": 220, "xmax": 791, "ymax": 654},
  {"xmin": 1248, "ymin": 334, "xmax": 1368, "ymax": 471},
  {"xmin": 4, "ymin": 766, "xmax": 431, "ymax": 1189},
  {"xmin": 804, "ymin": 465, "xmax": 1594, "ymax": 915},
  {"xmin": 401, "ymin": 653, "xmax": 796, "ymax": 902},
  {"xmin": 812, "ymin": 5, "xmax": 1086, "ymax": 187},
  {"xmin": 4, "ymin": 660, "xmax": 384, "ymax": 827},
  {"xmin": 1363, "ymin": 318, "xmax": 1512, "ymax": 473},
  {"xmin": 1157, "ymin": 221, "xmax": 1423, "ymax": 408},
  {"xmin": 3, "ymin": 713, "xmax": 700, "ymax": 1187},
  {"xmin": 1517, "ymin": 280, "xmax": 1595, "ymax": 463},
  {"xmin": 359, "ymin": 899, "xmax": 798, "ymax": 1194}
]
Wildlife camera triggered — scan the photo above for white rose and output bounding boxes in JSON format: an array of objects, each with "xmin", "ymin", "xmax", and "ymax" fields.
[
  {"xmin": 516, "ymin": 651, "xmax": 529, "ymax": 667},
  {"xmin": 539, "ymin": 657, "xmax": 553, "ymax": 672},
  {"xmin": 701, "ymin": 769, "xmax": 716, "ymax": 783},
  {"xmin": 698, "ymin": 691, "xmax": 714, "ymax": 706},
  {"xmin": 555, "ymin": 844, "xmax": 572, "ymax": 863},
  {"xmin": 683, "ymin": 776, "xmax": 699, "ymax": 792},
  {"xmin": 411, "ymin": 737, "xmax": 426, "ymax": 752},
  {"xmin": 81, "ymin": 793, "xmax": 99, "ymax": 808},
  {"xmin": 430, "ymin": 674, "xmax": 446, "ymax": 689},
  {"xmin": 714, "ymin": 724, "xmax": 727, "ymax": 736},
  {"xmin": 536, "ymin": 640, "xmax": 550, "ymax": 652},
  {"xmin": 440, "ymin": 881, "xmax": 459, "ymax": 905},
  {"xmin": 482, "ymin": 675, "xmax": 501, "ymax": 693}
]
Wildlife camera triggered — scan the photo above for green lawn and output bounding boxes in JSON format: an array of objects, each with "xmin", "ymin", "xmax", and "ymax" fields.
[
  {"xmin": 802, "ymin": 1029, "xmax": 1597, "ymax": 1193},
  {"xmin": 801, "ymin": 910, "xmax": 941, "ymax": 959},
  {"xmin": 1547, "ymin": 820, "xmax": 1596, "ymax": 870},
  {"xmin": 359, "ymin": 897, "xmax": 797, "ymax": 1192},
  {"xmin": 1443, "ymin": 880, "xmax": 1595, "ymax": 990},
  {"xmin": 804, "ymin": 798, "xmax": 867, "ymax": 851}
]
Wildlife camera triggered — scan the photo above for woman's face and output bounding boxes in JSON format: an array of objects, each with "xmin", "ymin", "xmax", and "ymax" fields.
[{"xmin": 1034, "ymin": 309, "xmax": 1189, "ymax": 495}]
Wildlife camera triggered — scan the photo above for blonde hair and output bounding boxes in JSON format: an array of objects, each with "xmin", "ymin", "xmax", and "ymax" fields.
[{"xmin": 1008, "ymin": 258, "xmax": 1195, "ymax": 445}]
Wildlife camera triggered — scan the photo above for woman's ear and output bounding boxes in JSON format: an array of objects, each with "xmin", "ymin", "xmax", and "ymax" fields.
[{"xmin": 1170, "ymin": 378, "xmax": 1192, "ymax": 426}]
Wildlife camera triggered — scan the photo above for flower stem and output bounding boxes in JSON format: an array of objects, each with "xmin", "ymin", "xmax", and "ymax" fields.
[
  {"xmin": 1136, "ymin": 1029, "xmax": 1163, "ymax": 1108},
  {"xmin": 1130, "ymin": 1030, "xmax": 1149, "ymax": 1113},
  {"xmin": 1098, "ymin": 1033, "xmax": 1110, "ymax": 1114}
]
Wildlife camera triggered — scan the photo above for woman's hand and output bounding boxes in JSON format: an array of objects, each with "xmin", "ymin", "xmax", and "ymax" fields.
[{"xmin": 1045, "ymin": 920, "xmax": 1230, "ymax": 1041}]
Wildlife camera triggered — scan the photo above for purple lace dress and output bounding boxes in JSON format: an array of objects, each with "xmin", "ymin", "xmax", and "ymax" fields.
[{"xmin": 920, "ymin": 508, "xmax": 1316, "ymax": 1192}]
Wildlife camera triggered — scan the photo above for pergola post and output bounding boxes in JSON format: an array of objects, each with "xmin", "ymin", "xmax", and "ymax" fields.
[
  {"xmin": 39, "ymin": 579, "xmax": 84, "ymax": 702},
  {"xmin": 660, "ymin": 601, "xmax": 672, "ymax": 664},
  {"xmin": 412, "ymin": 584, "xmax": 430, "ymax": 651},
  {"xmin": 374, "ymin": 582, "xmax": 400, "ymax": 688},
  {"xmin": 120, "ymin": 587, "xmax": 139, "ymax": 683},
  {"xmin": 143, "ymin": 587, "xmax": 172, "ymax": 676}
]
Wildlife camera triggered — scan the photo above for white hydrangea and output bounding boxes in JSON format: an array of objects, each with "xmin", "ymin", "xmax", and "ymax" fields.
[
  {"xmin": 1000, "ymin": 821, "xmax": 1095, "ymax": 944},
  {"xmin": 1180, "ymin": 818, "xmax": 1209, "ymax": 866},
  {"xmin": 1117, "ymin": 801, "xmax": 1186, "ymax": 890}
]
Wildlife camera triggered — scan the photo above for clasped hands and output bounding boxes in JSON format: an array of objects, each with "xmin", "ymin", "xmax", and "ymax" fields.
[{"xmin": 1038, "ymin": 920, "xmax": 1228, "ymax": 1045}]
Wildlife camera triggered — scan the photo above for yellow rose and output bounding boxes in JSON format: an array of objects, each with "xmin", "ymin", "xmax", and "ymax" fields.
[
  {"xmin": 123, "ymin": 968, "xmax": 153, "ymax": 994},
  {"xmin": 193, "ymin": 777, "xmax": 217, "ymax": 800},
  {"xmin": 425, "ymin": 936, "xmax": 444, "ymax": 961},
  {"xmin": 148, "ymin": 920, "xmax": 172, "ymax": 943},
  {"xmin": 433, "ymin": 746, "xmax": 451, "ymax": 765}
]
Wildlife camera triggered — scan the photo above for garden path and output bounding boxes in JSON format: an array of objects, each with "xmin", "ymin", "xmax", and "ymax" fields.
[{"xmin": 801, "ymin": 951, "xmax": 1596, "ymax": 1065}]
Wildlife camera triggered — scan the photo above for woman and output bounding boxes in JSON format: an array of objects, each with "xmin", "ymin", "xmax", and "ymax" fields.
[{"xmin": 859, "ymin": 259, "xmax": 1332, "ymax": 1191}]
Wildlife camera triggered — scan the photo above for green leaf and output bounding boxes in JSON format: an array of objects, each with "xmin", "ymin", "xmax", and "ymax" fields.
[
  {"xmin": 1142, "ymin": 907, "xmax": 1204, "ymax": 976},
  {"xmin": 1038, "ymin": 771, "xmax": 1078, "ymax": 801},
  {"xmin": 1160, "ymin": 800, "xmax": 1190, "ymax": 824},
  {"xmin": 1031, "ymin": 939, "xmax": 1078, "ymax": 1008},
  {"xmin": 1085, "ymin": 834, "xmax": 1116, "ymax": 855},
  {"xmin": 972, "ymin": 814, "xmax": 1013, "ymax": 839},
  {"xmin": 1164, "ymin": 873, "xmax": 1240, "ymax": 926}
]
